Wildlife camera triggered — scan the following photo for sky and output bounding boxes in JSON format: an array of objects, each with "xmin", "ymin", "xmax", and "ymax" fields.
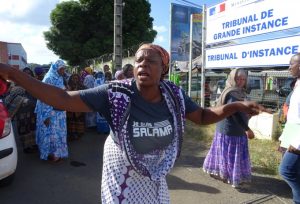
[{"xmin": 0, "ymin": 0, "xmax": 222, "ymax": 65}]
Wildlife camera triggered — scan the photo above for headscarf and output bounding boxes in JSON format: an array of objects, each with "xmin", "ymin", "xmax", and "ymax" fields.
[
  {"xmin": 84, "ymin": 67, "xmax": 93, "ymax": 75},
  {"xmin": 136, "ymin": 43, "xmax": 169, "ymax": 79},
  {"xmin": 43, "ymin": 59, "xmax": 66, "ymax": 83},
  {"xmin": 216, "ymin": 68, "xmax": 248, "ymax": 106},
  {"xmin": 80, "ymin": 67, "xmax": 93, "ymax": 82},
  {"xmin": 94, "ymin": 71, "xmax": 105, "ymax": 87},
  {"xmin": 35, "ymin": 59, "xmax": 66, "ymax": 120},
  {"xmin": 114, "ymin": 70, "xmax": 124, "ymax": 80}
]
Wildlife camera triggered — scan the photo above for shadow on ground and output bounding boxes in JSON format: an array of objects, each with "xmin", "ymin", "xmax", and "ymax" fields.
[
  {"xmin": 168, "ymin": 136, "xmax": 293, "ymax": 202},
  {"xmin": 167, "ymin": 174, "xmax": 221, "ymax": 194}
]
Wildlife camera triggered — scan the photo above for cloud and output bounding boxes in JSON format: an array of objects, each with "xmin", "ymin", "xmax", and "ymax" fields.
[
  {"xmin": 153, "ymin": 25, "xmax": 168, "ymax": 33},
  {"xmin": 0, "ymin": 0, "xmax": 61, "ymax": 64},
  {"xmin": 155, "ymin": 35, "xmax": 165, "ymax": 43},
  {"xmin": 0, "ymin": 0, "xmax": 59, "ymax": 26}
]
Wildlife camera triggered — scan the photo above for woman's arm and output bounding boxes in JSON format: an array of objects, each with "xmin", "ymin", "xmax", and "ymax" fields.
[
  {"xmin": 0, "ymin": 63, "xmax": 91, "ymax": 112},
  {"xmin": 186, "ymin": 101, "xmax": 266, "ymax": 125}
]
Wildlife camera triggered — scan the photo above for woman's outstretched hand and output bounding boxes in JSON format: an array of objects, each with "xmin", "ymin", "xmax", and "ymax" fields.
[{"xmin": 240, "ymin": 101, "xmax": 271, "ymax": 116}]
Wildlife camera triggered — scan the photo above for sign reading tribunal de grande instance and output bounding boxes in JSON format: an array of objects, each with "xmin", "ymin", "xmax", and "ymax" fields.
[{"xmin": 205, "ymin": 0, "xmax": 300, "ymax": 68}]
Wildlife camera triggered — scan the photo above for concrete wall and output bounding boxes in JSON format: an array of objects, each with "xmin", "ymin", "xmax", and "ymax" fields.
[
  {"xmin": 0, "ymin": 42, "xmax": 9, "ymax": 64},
  {"xmin": 7, "ymin": 43, "xmax": 27, "ymax": 69},
  {"xmin": 248, "ymin": 112, "xmax": 279, "ymax": 140}
]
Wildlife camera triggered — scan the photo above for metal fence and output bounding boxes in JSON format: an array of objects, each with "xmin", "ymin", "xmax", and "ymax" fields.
[{"xmin": 180, "ymin": 68, "xmax": 293, "ymax": 111}]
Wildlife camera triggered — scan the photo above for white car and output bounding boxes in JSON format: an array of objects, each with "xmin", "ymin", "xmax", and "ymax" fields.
[{"xmin": 0, "ymin": 81, "xmax": 17, "ymax": 186}]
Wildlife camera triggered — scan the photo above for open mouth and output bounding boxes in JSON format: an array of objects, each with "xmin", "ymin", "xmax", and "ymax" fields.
[{"xmin": 138, "ymin": 71, "xmax": 150, "ymax": 78}]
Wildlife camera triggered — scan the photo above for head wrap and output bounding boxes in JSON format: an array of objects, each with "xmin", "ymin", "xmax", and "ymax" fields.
[
  {"xmin": 216, "ymin": 68, "xmax": 248, "ymax": 106},
  {"xmin": 114, "ymin": 70, "xmax": 124, "ymax": 80},
  {"xmin": 84, "ymin": 67, "xmax": 93, "ymax": 75},
  {"xmin": 43, "ymin": 59, "xmax": 66, "ymax": 82},
  {"xmin": 94, "ymin": 71, "xmax": 105, "ymax": 86},
  {"xmin": 95, "ymin": 71, "xmax": 104, "ymax": 79},
  {"xmin": 54, "ymin": 59, "xmax": 66, "ymax": 70},
  {"xmin": 136, "ymin": 43, "xmax": 170, "ymax": 79}
]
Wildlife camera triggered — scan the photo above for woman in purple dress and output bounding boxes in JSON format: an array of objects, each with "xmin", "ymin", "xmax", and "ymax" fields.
[{"xmin": 203, "ymin": 68, "xmax": 255, "ymax": 188}]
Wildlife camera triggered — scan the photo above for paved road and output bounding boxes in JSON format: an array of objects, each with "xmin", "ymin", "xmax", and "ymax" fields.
[
  {"xmin": 169, "ymin": 139, "xmax": 293, "ymax": 204},
  {"xmin": 0, "ymin": 129, "xmax": 105, "ymax": 204},
  {"xmin": 0, "ymin": 129, "xmax": 294, "ymax": 204}
]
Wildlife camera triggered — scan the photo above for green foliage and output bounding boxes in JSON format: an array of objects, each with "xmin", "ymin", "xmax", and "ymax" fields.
[
  {"xmin": 44, "ymin": 0, "xmax": 157, "ymax": 66},
  {"xmin": 249, "ymin": 139, "xmax": 282, "ymax": 177}
]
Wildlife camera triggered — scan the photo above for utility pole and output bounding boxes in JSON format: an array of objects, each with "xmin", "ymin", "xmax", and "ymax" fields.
[{"xmin": 114, "ymin": 0, "xmax": 123, "ymax": 71}]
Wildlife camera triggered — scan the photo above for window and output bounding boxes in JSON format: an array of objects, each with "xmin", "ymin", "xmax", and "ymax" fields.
[
  {"xmin": 10, "ymin": 55, "xmax": 19, "ymax": 60},
  {"xmin": 248, "ymin": 78, "xmax": 261, "ymax": 89}
]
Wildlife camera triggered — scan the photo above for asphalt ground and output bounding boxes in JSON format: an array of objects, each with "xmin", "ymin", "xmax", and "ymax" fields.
[
  {"xmin": 169, "ymin": 138, "xmax": 294, "ymax": 204},
  {"xmin": 0, "ymin": 128, "xmax": 294, "ymax": 204}
]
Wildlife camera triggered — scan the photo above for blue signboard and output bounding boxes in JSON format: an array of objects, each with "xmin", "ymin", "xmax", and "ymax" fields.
[{"xmin": 170, "ymin": 3, "xmax": 201, "ymax": 62}]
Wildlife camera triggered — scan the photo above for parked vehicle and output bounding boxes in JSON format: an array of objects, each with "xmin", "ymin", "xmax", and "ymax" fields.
[
  {"xmin": 213, "ymin": 71, "xmax": 292, "ymax": 110},
  {"xmin": 0, "ymin": 80, "xmax": 17, "ymax": 186},
  {"xmin": 180, "ymin": 80, "xmax": 201, "ymax": 100},
  {"xmin": 277, "ymin": 77, "xmax": 295, "ymax": 97}
]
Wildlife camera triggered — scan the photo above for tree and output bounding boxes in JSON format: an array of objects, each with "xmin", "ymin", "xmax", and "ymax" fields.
[{"xmin": 44, "ymin": 0, "xmax": 157, "ymax": 66}]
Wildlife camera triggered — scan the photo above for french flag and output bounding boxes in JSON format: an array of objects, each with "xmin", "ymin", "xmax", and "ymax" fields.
[{"xmin": 209, "ymin": 3, "xmax": 226, "ymax": 16}]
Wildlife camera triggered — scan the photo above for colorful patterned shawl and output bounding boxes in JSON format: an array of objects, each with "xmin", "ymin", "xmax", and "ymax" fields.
[{"xmin": 107, "ymin": 80, "xmax": 186, "ymax": 181}]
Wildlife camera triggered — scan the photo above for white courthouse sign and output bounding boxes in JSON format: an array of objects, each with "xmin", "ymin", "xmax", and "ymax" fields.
[
  {"xmin": 206, "ymin": 0, "xmax": 299, "ymax": 44},
  {"xmin": 206, "ymin": 35, "xmax": 300, "ymax": 68}
]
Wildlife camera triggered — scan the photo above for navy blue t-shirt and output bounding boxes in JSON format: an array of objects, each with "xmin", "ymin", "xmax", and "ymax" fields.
[
  {"xmin": 216, "ymin": 94, "xmax": 249, "ymax": 136},
  {"xmin": 80, "ymin": 81, "xmax": 198, "ymax": 153}
]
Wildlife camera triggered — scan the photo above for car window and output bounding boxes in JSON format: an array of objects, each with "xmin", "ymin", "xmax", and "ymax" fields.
[{"xmin": 248, "ymin": 79, "xmax": 261, "ymax": 89}]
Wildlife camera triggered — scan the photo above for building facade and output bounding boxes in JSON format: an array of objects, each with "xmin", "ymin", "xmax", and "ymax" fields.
[{"xmin": 0, "ymin": 41, "xmax": 27, "ymax": 69}]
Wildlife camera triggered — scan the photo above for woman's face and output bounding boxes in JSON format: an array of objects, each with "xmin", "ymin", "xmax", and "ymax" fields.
[
  {"xmin": 289, "ymin": 55, "xmax": 300, "ymax": 78},
  {"xmin": 235, "ymin": 72, "xmax": 247, "ymax": 88},
  {"xmin": 134, "ymin": 48, "xmax": 163, "ymax": 87},
  {"xmin": 126, "ymin": 67, "xmax": 134, "ymax": 78},
  {"xmin": 57, "ymin": 67, "xmax": 65, "ymax": 76},
  {"xmin": 72, "ymin": 75, "xmax": 79, "ymax": 83}
]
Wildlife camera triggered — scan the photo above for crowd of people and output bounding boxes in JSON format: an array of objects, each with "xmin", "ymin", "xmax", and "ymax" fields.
[
  {"xmin": 0, "ymin": 44, "xmax": 298, "ymax": 204},
  {"xmin": 0, "ymin": 61, "xmax": 118, "ymax": 163}
]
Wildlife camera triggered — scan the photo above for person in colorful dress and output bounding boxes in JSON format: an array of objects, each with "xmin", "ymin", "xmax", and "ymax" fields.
[
  {"xmin": 17, "ymin": 68, "xmax": 38, "ymax": 153},
  {"xmin": 81, "ymin": 67, "xmax": 97, "ymax": 128},
  {"xmin": 66, "ymin": 73, "xmax": 86, "ymax": 140},
  {"xmin": 34, "ymin": 60, "xmax": 68, "ymax": 163},
  {"xmin": 0, "ymin": 44, "xmax": 267, "ymax": 203},
  {"xmin": 94, "ymin": 71, "xmax": 110, "ymax": 134},
  {"xmin": 203, "ymin": 68, "xmax": 255, "ymax": 188},
  {"xmin": 2, "ymin": 68, "xmax": 38, "ymax": 153}
]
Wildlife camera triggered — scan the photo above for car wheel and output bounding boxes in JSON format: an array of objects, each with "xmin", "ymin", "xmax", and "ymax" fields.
[{"xmin": 0, "ymin": 173, "xmax": 15, "ymax": 187}]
